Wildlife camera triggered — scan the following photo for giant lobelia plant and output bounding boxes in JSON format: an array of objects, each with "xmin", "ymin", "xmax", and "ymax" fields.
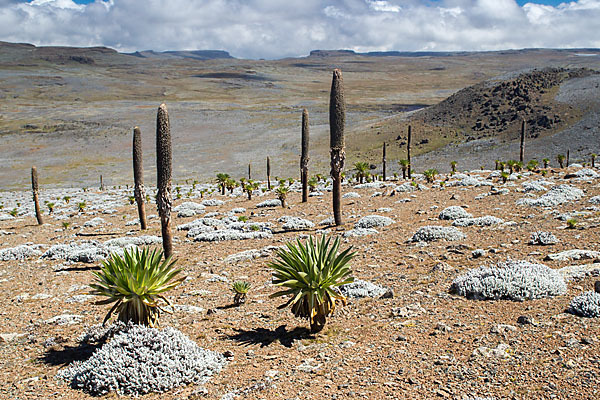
[
  {"xmin": 269, "ymin": 235, "xmax": 355, "ymax": 332},
  {"xmin": 89, "ymin": 247, "xmax": 185, "ymax": 327}
]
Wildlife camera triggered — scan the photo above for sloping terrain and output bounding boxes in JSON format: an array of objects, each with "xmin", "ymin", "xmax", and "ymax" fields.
[{"xmin": 1, "ymin": 42, "xmax": 599, "ymax": 189}]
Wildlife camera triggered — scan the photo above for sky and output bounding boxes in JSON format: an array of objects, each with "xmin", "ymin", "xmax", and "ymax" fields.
[{"xmin": 1, "ymin": 0, "xmax": 598, "ymax": 59}]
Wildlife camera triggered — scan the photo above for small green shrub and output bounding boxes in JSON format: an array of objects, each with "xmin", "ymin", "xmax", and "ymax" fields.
[
  {"xmin": 232, "ymin": 281, "xmax": 251, "ymax": 305},
  {"xmin": 566, "ymin": 218, "xmax": 578, "ymax": 229}
]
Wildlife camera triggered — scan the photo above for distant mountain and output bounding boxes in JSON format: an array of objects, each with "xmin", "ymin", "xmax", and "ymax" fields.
[{"xmin": 127, "ymin": 50, "xmax": 233, "ymax": 60}]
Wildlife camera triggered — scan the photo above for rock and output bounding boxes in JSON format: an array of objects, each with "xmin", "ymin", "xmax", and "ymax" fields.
[
  {"xmin": 546, "ymin": 250, "xmax": 600, "ymax": 262},
  {"xmin": 490, "ymin": 324, "xmax": 517, "ymax": 335},
  {"xmin": 45, "ymin": 314, "xmax": 83, "ymax": 326},
  {"xmin": 596, "ymin": 281, "xmax": 600, "ymax": 294},
  {"xmin": 517, "ymin": 315, "xmax": 536, "ymax": 325},
  {"xmin": 473, "ymin": 343, "xmax": 511, "ymax": 359}
]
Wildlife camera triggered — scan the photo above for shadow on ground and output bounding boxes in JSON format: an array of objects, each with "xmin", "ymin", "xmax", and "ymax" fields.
[
  {"xmin": 227, "ymin": 324, "xmax": 313, "ymax": 348},
  {"xmin": 41, "ymin": 343, "xmax": 100, "ymax": 367}
]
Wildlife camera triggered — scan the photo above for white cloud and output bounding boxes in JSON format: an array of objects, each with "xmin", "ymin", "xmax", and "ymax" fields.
[{"xmin": 0, "ymin": 0, "xmax": 599, "ymax": 58}]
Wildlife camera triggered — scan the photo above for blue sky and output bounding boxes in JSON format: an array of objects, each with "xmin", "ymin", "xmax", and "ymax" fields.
[{"xmin": 9, "ymin": 1, "xmax": 600, "ymax": 58}]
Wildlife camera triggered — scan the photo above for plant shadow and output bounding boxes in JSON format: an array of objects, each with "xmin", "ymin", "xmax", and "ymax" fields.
[
  {"xmin": 53, "ymin": 265, "xmax": 99, "ymax": 272},
  {"xmin": 41, "ymin": 343, "xmax": 100, "ymax": 367},
  {"xmin": 227, "ymin": 324, "xmax": 313, "ymax": 348}
]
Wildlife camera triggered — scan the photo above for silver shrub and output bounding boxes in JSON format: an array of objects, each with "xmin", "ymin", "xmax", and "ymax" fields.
[
  {"xmin": 450, "ymin": 259, "xmax": 567, "ymax": 301},
  {"xmin": 57, "ymin": 325, "xmax": 226, "ymax": 396},
  {"xmin": 340, "ymin": 279, "xmax": 387, "ymax": 298},
  {"xmin": 354, "ymin": 215, "xmax": 395, "ymax": 229},
  {"xmin": 343, "ymin": 228, "xmax": 378, "ymax": 237},
  {"xmin": 517, "ymin": 184, "xmax": 584, "ymax": 207},
  {"xmin": 568, "ymin": 291, "xmax": 600, "ymax": 318},
  {"xmin": 452, "ymin": 216, "xmax": 504, "ymax": 227},
  {"xmin": 410, "ymin": 226, "xmax": 466, "ymax": 242},
  {"xmin": 278, "ymin": 216, "xmax": 315, "ymax": 231},
  {"xmin": 529, "ymin": 231, "xmax": 558, "ymax": 245},
  {"xmin": 342, "ymin": 192, "xmax": 361, "ymax": 199},
  {"xmin": 438, "ymin": 206, "xmax": 472, "ymax": 220},
  {"xmin": 256, "ymin": 199, "xmax": 282, "ymax": 208},
  {"xmin": 201, "ymin": 199, "xmax": 225, "ymax": 207},
  {"xmin": 0, "ymin": 244, "xmax": 41, "ymax": 261}
]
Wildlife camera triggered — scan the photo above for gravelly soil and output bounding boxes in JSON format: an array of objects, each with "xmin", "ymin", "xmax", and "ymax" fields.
[{"xmin": 0, "ymin": 166, "xmax": 599, "ymax": 399}]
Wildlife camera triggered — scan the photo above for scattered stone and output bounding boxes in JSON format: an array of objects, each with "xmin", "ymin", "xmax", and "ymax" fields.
[
  {"xmin": 45, "ymin": 314, "xmax": 83, "ymax": 326},
  {"xmin": 545, "ymin": 249, "xmax": 600, "ymax": 262},
  {"xmin": 472, "ymin": 249, "xmax": 486, "ymax": 258},
  {"xmin": 516, "ymin": 315, "xmax": 536, "ymax": 326},
  {"xmin": 473, "ymin": 343, "xmax": 511, "ymax": 359},
  {"xmin": 529, "ymin": 231, "xmax": 558, "ymax": 246}
]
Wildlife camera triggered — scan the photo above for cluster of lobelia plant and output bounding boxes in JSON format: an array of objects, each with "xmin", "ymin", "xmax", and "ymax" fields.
[
  {"xmin": 269, "ymin": 235, "xmax": 355, "ymax": 333},
  {"xmin": 89, "ymin": 247, "xmax": 185, "ymax": 327}
]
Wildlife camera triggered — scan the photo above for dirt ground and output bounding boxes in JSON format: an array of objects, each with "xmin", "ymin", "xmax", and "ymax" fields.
[{"xmin": 0, "ymin": 165, "xmax": 599, "ymax": 399}]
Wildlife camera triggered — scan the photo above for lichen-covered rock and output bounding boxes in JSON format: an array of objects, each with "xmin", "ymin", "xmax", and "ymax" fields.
[
  {"xmin": 279, "ymin": 216, "xmax": 315, "ymax": 231},
  {"xmin": 438, "ymin": 206, "xmax": 472, "ymax": 220},
  {"xmin": 452, "ymin": 216, "xmax": 504, "ymax": 227},
  {"xmin": 517, "ymin": 184, "xmax": 584, "ymax": 207},
  {"xmin": 354, "ymin": 215, "xmax": 394, "ymax": 229},
  {"xmin": 411, "ymin": 226, "xmax": 465, "ymax": 242},
  {"xmin": 256, "ymin": 199, "xmax": 281, "ymax": 208},
  {"xmin": 529, "ymin": 231, "xmax": 558, "ymax": 246},
  {"xmin": 0, "ymin": 245, "xmax": 42, "ymax": 261},
  {"xmin": 450, "ymin": 259, "xmax": 567, "ymax": 301},
  {"xmin": 340, "ymin": 279, "xmax": 387, "ymax": 298},
  {"xmin": 57, "ymin": 325, "xmax": 226, "ymax": 396},
  {"xmin": 568, "ymin": 291, "xmax": 600, "ymax": 318}
]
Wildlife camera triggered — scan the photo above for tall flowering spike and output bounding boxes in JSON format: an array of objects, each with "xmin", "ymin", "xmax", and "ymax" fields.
[
  {"xmin": 407, "ymin": 125, "xmax": 412, "ymax": 179},
  {"xmin": 520, "ymin": 119, "xmax": 526, "ymax": 163},
  {"xmin": 31, "ymin": 166, "xmax": 43, "ymax": 225},
  {"xmin": 329, "ymin": 69, "xmax": 345, "ymax": 226},
  {"xmin": 156, "ymin": 104, "xmax": 173, "ymax": 258},
  {"xmin": 266, "ymin": 156, "xmax": 271, "ymax": 190},
  {"xmin": 133, "ymin": 126, "xmax": 147, "ymax": 230},
  {"xmin": 382, "ymin": 142, "xmax": 387, "ymax": 181},
  {"xmin": 301, "ymin": 108, "xmax": 310, "ymax": 203}
]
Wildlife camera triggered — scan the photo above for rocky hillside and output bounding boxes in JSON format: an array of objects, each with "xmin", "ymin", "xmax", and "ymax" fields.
[{"xmin": 414, "ymin": 67, "xmax": 597, "ymax": 141}]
